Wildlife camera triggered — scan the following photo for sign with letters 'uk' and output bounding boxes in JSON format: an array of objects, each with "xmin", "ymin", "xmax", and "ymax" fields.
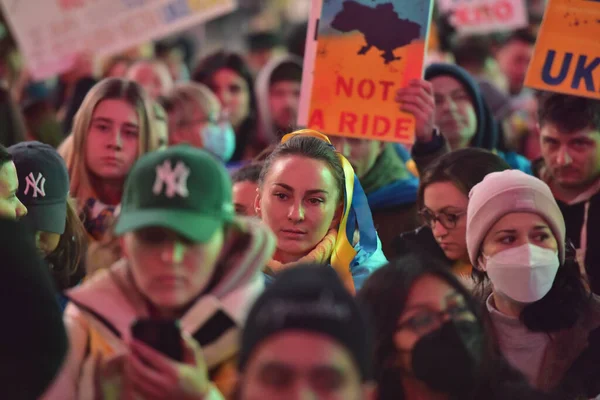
[
  {"xmin": 0, "ymin": 0, "xmax": 235, "ymax": 80},
  {"xmin": 298, "ymin": 0, "xmax": 434, "ymax": 145},
  {"xmin": 525, "ymin": 0, "xmax": 600, "ymax": 99}
]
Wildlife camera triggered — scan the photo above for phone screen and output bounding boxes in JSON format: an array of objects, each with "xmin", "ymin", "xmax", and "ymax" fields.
[{"xmin": 130, "ymin": 319, "xmax": 183, "ymax": 362}]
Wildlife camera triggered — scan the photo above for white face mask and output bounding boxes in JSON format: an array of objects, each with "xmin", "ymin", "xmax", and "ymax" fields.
[{"xmin": 483, "ymin": 243, "xmax": 560, "ymax": 303}]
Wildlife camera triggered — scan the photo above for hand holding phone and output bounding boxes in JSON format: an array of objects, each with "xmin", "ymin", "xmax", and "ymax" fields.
[
  {"xmin": 126, "ymin": 321, "xmax": 211, "ymax": 399},
  {"xmin": 130, "ymin": 319, "xmax": 183, "ymax": 362}
]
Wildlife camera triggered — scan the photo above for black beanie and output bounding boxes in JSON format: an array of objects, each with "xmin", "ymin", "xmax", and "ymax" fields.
[
  {"xmin": 269, "ymin": 61, "xmax": 302, "ymax": 86},
  {"xmin": 238, "ymin": 265, "xmax": 372, "ymax": 381}
]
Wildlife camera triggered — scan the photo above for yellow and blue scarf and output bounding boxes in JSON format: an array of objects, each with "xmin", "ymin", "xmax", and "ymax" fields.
[{"xmin": 281, "ymin": 130, "xmax": 378, "ymax": 294}]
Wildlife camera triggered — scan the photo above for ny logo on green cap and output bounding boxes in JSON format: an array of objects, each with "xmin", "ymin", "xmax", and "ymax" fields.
[{"xmin": 152, "ymin": 160, "xmax": 190, "ymax": 198}]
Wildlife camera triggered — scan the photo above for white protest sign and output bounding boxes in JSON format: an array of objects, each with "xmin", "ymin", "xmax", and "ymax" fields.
[
  {"xmin": 0, "ymin": 0, "xmax": 236, "ymax": 80},
  {"xmin": 437, "ymin": 0, "xmax": 528, "ymax": 34}
]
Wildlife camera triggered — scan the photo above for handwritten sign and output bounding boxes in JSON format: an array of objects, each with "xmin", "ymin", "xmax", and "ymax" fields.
[
  {"xmin": 0, "ymin": 0, "xmax": 236, "ymax": 80},
  {"xmin": 437, "ymin": 0, "xmax": 528, "ymax": 34},
  {"xmin": 524, "ymin": 0, "xmax": 600, "ymax": 99},
  {"xmin": 299, "ymin": 0, "xmax": 434, "ymax": 145}
]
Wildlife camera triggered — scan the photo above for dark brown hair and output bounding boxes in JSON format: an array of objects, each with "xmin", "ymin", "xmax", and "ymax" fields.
[
  {"xmin": 259, "ymin": 136, "xmax": 344, "ymax": 201},
  {"xmin": 417, "ymin": 148, "xmax": 511, "ymax": 210},
  {"xmin": 232, "ymin": 162, "xmax": 263, "ymax": 184},
  {"xmin": 0, "ymin": 144, "xmax": 12, "ymax": 166},
  {"xmin": 452, "ymin": 35, "xmax": 492, "ymax": 73},
  {"xmin": 46, "ymin": 197, "xmax": 88, "ymax": 290},
  {"xmin": 499, "ymin": 29, "xmax": 536, "ymax": 47},
  {"xmin": 537, "ymin": 91, "xmax": 600, "ymax": 133},
  {"xmin": 358, "ymin": 256, "xmax": 542, "ymax": 400},
  {"xmin": 192, "ymin": 51, "xmax": 257, "ymax": 125}
]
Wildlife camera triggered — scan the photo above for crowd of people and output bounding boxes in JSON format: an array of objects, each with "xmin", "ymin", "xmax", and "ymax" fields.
[{"xmin": 1, "ymin": 4, "xmax": 600, "ymax": 400}]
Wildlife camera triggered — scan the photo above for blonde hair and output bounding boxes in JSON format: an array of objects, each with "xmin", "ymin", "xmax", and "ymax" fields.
[
  {"xmin": 63, "ymin": 78, "xmax": 158, "ymax": 206},
  {"xmin": 165, "ymin": 82, "xmax": 220, "ymax": 133}
]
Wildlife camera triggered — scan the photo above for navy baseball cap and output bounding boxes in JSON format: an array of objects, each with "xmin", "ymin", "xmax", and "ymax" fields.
[{"xmin": 8, "ymin": 141, "xmax": 69, "ymax": 234}]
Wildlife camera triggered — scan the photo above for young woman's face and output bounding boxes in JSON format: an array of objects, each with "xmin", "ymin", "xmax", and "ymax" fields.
[
  {"xmin": 85, "ymin": 99, "xmax": 140, "ymax": 181},
  {"xmin": 122, "ymin": 226, "xmax": 224, "ymax": 313},
  {"xmin": 394, "ymin": 274, "xmax": 476, "ymax": 371},
  {"xmin": 422, "ymin": 181, "xmax": 469, "ymax": 261},
  {"xmin": 210, "ymin": 68, "xmax": 250, "ymax": 130},
  {"xmin": 481, "ymin": 212, "xmax": 558, "ymax": 259},
  {"xmin": 257, "ymin": 155, "xmax": 341, "ymax": 263}
]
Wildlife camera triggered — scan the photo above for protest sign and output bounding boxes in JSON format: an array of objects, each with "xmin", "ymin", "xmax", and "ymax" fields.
[
  {"xmin": 437, "ymin": 0, "xmax": 528, "ymax": 35},
  {"xmin": 0, "ymin": 0, "xmax": 236, "ymax": 80},
  {"xmin": 297, "ymin": 0, "xmax": 322, "ymax": 129},
  {"xmin": 299, "ymin": 0, "xmax": 434, "ymax": 145},
  {"xmin": 524, "ymin": 0, "xmax": 600, "ymax": 100}
]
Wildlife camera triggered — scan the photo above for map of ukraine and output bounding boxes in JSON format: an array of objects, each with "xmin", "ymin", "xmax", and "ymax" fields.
[{"xmin": 331, "ymin": 1, "xmax": 422, "ymax": 64}]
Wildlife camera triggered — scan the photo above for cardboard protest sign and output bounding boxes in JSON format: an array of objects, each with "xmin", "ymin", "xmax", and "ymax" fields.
[
  {"xmin": 437, "ymin": 0, "xmax": 528, "ymax": 34},
  {"xmin": 298, "ymin": 0, "xmax": 434, "ymax": 145},
  {"xmin": 524, "ymin": 0, "xmax": 600, "ymax": 99},
  {"xmin": 297, "ymin": 0, "xmax": 322, "ymax": 130},
  {"xmin": 0, "ymin": 0, "xmax": 236, "ymax": 80}
]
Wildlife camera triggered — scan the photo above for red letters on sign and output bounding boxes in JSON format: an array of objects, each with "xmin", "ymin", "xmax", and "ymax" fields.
[
  {"xmin": 309, "ymin": 109, "xmax": 325, "ymax": 130},
  {"xmin": 453, "ymin": 0, "xmax": 514, "ymax": 25},
  {"xmin": 338, "ymin": 112, "xmax": 413, "ymax": 140},
  {"xmin": 395, "ymin": 118, "xmax": 412, "ymax": 140},
  {"xmin": 335, "ymin": 76, "xmax": 396, "ymax": 101},
  {"xmin": 57, "ymin": 0, "xmax": 85, "ymax": 10},
  {"xmin": 339, "ymin": 112, "xmax": 358, "ymax": 133}
]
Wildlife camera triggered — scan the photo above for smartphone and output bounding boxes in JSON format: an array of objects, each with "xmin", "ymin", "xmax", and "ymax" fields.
[{"xmin": 130, "ymin": 319, "xmax": 183, "ymax": 362}]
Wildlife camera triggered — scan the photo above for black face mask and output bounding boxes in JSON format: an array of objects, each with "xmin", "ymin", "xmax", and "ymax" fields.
[{"xmin": 411, "ymin": 320, "xmax": 483, "ymax": 395}]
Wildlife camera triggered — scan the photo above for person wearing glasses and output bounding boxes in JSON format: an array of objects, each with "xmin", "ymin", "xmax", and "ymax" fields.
[
  {"xmin": 358, "ymin": 255, "xmax": 553, "ymax": 400},
  {"xmin": 394, "ymin": 148, "xmax": 510, "ymax": 278}
]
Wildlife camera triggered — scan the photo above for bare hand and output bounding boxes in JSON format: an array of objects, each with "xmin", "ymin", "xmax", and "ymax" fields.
[
  {"xmin": 124, "ymin": 334, "xmax": 210, "ymax": 400},
  {"xmin": 395, "ymin": 79, "xmax": 436, "ymax": 143}
]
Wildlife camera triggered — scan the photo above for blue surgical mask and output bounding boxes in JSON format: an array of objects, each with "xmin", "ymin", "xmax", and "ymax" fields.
[{"xmin": 200, "ymin": 121, "xmax": 236, "ymax": 162}]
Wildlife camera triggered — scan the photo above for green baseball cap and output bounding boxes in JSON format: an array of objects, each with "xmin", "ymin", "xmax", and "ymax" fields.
[{"xmin": 114, "ymin": 144, "xmax": 235, "ymax": 242}]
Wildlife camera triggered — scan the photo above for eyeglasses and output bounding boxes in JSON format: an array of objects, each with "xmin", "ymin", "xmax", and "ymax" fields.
[
  {"xmin": 397, "ymin": 304, "xmax": 472, "ymax": 335},
  {"xmin": 419, "ymin": 208, "xmax": 466, "ymax": 230}
]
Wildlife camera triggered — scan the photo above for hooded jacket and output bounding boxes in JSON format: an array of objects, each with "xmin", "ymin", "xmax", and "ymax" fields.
[
  {"xmin": 360, "ymin": 143, "xmax": 421, "ymax": 257},
  {"xmin": 534, "ymin": 158, "xmax": 600, "ymax": 295},
  {"xmin": 41, "ymin": 217, "xmax": 275, "ymax": 400},
  {"xmin": 412, "ymin": 63, "xmax": 531, "ymax": 174},
  {"xmin": 254, "ymin": 55, "xmax": 303, "ymax": 145}
]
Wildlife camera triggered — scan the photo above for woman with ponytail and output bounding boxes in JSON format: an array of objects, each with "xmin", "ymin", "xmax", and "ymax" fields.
[{"xmin": 255, "ymin": 129, "xmax": 387, "ymax": 293}]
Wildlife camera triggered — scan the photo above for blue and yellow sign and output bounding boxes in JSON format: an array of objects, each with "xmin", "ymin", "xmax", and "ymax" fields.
[{"xmin": 525, "ymin": 0, "xmax": 600, "ymax": 99}]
